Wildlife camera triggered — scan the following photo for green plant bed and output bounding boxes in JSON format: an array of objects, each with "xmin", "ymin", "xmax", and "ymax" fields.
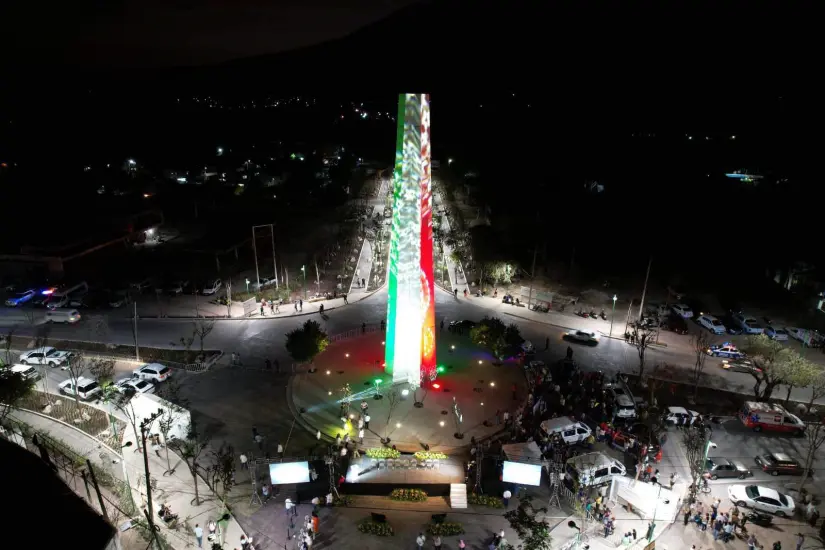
[
  {"xmin": 468, "ymin": 493, "xmax": 504, "ymax": 508},
  {"xmin": 333, "ymin": 495, "xmax": 354, "ymax": 507},
  {"xmin": 358, "ymin": 520, "xmax": 395, "ymax": 536},
  {"xmin": 427, "ymin": 522, "xmax": 465, "ymax": 536},
  {"xmin": 389, "ymin": 488, "xmax": 427, "ymax": 502},
  {"xmin": 414, "ymin": 451, "xmax": 447, "ymax": 461},
  {"xmin": 366, "ymin": 448, "xmax": 400, "ymax": 459}
]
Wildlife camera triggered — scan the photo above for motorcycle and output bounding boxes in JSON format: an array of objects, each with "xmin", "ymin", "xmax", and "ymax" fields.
[
  {"xmin": 599, "ymin": 309, "xmax": 607, "ymax": 320},
  {"xmin": 589, "ymin": 310, "xmax": 598, "ymax": 319},
  {"xmin": 746, "ymin": 512, "xmax": 773, "ymax": 526},
  {"xmin": 575, "ymin": 309, "xmax": 588, "ymax": 318}
]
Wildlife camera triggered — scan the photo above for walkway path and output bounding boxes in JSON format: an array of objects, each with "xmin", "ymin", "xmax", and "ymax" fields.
[
  {"xmin": 433, "ymin": 187, "xmax": 470, "ymax": 296},
  {"xmin": 348, "ymin": 177, "xmax": 389, "ymax": 297}
]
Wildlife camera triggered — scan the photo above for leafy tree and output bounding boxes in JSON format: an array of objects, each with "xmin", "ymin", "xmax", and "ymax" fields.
[
  {"xmin": 742, "ymin": 334, "xmax": 796, "ymax": 400},
  {"xmin": 470, "ymin": 316, "xmax": 510, "ymax": 360},
  {"xmin": 690, "ymin": 332, "xmax": 711, "ymax": 400},
  {"xmin": 170, "ymin": 419, "xmax": 211, "ymax": 506},
  {"xmin": 0, "ymin": 369, "xmax": 34, "ymax": 422},
  {"xmin": 503, "ymin": 496, "xmax": 552, "ymax": 550},
  {"xmin": 489, "ymin": 262, "xmax": 515, "ymax": 286},
  {"xmin": 781, "ymin": 355, "xmax": 817, "ymax": 407},
  {"xmin": 630, "ymin": 325, "xmax": 658, "ymax": 381},
  {"xmin": 285, "ymin": 320, "xmax": 329, "ymax": 365},
  {"xmin": 683, "ymin": 422, "xmax": 712, "ymax": 503},
  {"xmin": 805, "ymin": 371, "xmax": 825, "ymax": 412},
  {"xmin": 797, "ymin": 421, "xmax": 825, "ymax": 493},
  {"xmin": 87, "ymin": 359, "xmax": 117, "ymax": 436}
]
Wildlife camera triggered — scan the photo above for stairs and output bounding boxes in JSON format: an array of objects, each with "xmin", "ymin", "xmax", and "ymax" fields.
[{"xmin": 450, "ymin": 483, "xmax": 467, "ymax": 509}]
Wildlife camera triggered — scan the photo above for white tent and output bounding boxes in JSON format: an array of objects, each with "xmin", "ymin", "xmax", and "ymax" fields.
[{"xmin": 610, "ymin": 476, "xmax": 681, "ymax": 521}]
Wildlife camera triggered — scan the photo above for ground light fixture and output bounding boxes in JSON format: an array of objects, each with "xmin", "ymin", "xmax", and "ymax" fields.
[
  {"xmin": 326, "ymin": 370, "xmax": 330, "ymax": 375},
  {"xmin": 432, "ymin": 383, "xmax": 441, "ymax": 389},
  {"xmin": 401, "ymin": 389, "xmax": 410, "ymax": 396},
  {"xmin": 345, "ymin": 353, "xmax": 350, "ymax": 358},
  {"xmin": 439, "ymin": 421, "xmax": 445, "ymax": 427},
  {"xmin": 490, "ymin": 382, "xmax": 495, "ymax": 387},
  {"xmin": 396, "ymin": 423, "xmax": 402, "ymax": 428},
  {"xmin": 328, "ymin": 391, "xmax": 332, "ymax": 395},
  {"xmin": 478, "ymin": 360, "xmax": 482, "ymax": 364},
  {"xmin": 436, "ymin": 366, "xmax": 445, "ymax": 373}
]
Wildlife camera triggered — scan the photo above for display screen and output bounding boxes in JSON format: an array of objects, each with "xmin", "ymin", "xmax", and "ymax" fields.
[
  {"xmin": 269, "ymin": 461, "xmax": 310, "ymax": 485},
  {"xmin": 502, "ymin": 461, "xmax": 542, "ymax": 486}
]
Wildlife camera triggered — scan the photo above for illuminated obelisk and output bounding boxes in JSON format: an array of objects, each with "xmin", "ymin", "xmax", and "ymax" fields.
[{"xmin": 384, "ymin": 94, "xmax": 436, "ymax": 385}]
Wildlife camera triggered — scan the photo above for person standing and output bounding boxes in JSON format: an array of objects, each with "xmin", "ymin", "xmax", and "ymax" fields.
[
  {"xmin": 240, "ymin": 453, "xmax": 248, "ymax": 469},
  {"xmin": 503, "ymin": 488, "xmax": 512, "ymax": 508},
  {"xmin": 433, "ymin": 535, "xmax": 442, "ymax": 550},
  {"xmin": 270, "ymin": 301, "xmax": 275, "ymax": 315},
  {"xmin": 365, "ymin": 414, "xmax": 371, "ymax": 429},
  {"xmin": 265, "ymin": 358, "xmax": 271, "ymax": 370},
  {"xmin": 416, "ymin": 533, "xmax": 426, "ymax": 550},
  {"xmin": 193, "ymin": 524, "xmax": 203, "ymax": 548},
  {"xmin": 359, "ymin": 428, "xmax": 365, "ymax": 444},
  {"xmin": 545, "ymin": 336, "xmax": 550, "ymax": 350},
  {"xmin": 277, "ymin": 443, "xmax": 284, "ymax": 457},
  {"xmin": 796, "ymin": 534, "xmax": 805, "ymax": 550}
]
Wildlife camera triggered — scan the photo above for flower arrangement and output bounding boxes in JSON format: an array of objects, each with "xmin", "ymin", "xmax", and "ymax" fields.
[
  {"xmin": 468, "ymin": 493, "xmax": 504, "ymax": 508},
  {"xmin": 358, "ymin": 520, "xmax": 395, "ymax": 536},
  {"xmin": 427, "ymin": 522, "xmax": 465, "ymax": 536},
  {"xmin": 414, "ymin": 451, "xmax": 448, "ymax": 461},
  {"xmin": 366, "ymin": 448, "xmax": 401, "ymax": 459},
  {"xmin": 389, "ymin": 488, "xmax": 428, "ymax": 502}
]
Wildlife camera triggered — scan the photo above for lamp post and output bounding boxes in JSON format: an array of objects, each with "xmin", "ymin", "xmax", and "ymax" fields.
[
  {"xmin": 301, "ymin": 265, "xmax": 306, "ymax": 298},
  {"xmin": 245, "ymin": 278, "xmax": 250, "ymax": 293},
  {"xmin": 139, "ymin": 409, "xmax": 164, "ymax": 542},
  {"xmin": 610, "ymin": 294, "xmax": 617, "ymax": 337}
]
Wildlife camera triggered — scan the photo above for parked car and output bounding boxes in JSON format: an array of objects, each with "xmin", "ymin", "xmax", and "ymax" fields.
[
  {"xmin": 449, "ymin": 319, "xmax": 476, "ymax": 332},
  {"xmin": 754, "ymin": 453, "xmax": 810, "ymax": 477},
  {"xmin": 5, "ymin": 289, "xmax": 36, "ymax": 307},
  {"xmin": 697, "ymin": 314, "xmax": 727, "ymax": 334},
  {"xmin": 115, "ymin": 377, "xmax": 156, "ymax": 395},
  {"xmin": 58, "ymin": 377, "xmax": 102, "ymax": 401},
  {"xmin": 660, "ymin": 314, "xmax": 689, "ymax": 335},
  {"xmin": 786, "ymin": 327, "xmax": 823, "ymax": 346},
  {"xmin": 728, "ymin": 485, "xmax": 795, "ymax": 517},
  {"xmin": 201, "ymin": 279, "xmax": 222, "ymax": 295},
  {"xmin": 720, "ymin": 358, "xmax": 762, "ymax": 374},
  {"xmin": 706, "ymin": 343, "xmax": 745, "ymax": 359},
  {"xmin": 660, "ymin": 406, "xmax": 701, "ymax": 426},
  {"xmin": 132, "ymin": 363, "xmax": 171, "ymax": 382},
  {"xmin": 671, "ymin": 304, "xmax": 694, "ymax": 319},
  {"xmin": 706, "ymin": 457, "xmax": 752, "ymax": 480},
  {"xmin": 732, "ymin": 313, "xmax": 764, "ymax": 335},
  {"xmin": 166, "ymin": 280, "xmax": 190, "ymax": 295},
  {"xmin": 19, "ymin": 347, "xmax": 74, "ymax": 367},
  {"xmin": 564, "ymin": 329, "xmax": 600, "ymax": 344},
  {"xmin": 45, "ymin": 294, "xmax": 70, "ymax": 309},
  {"xmin": 722, "ymin": 313, "xmax": 744, "ymax": 335},
  {"xmin": 764, "ymin": 325, "xmax": 789, "ymax": 341}
]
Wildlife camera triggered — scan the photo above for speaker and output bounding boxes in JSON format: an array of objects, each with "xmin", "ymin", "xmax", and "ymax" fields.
[{"xmin": 371, "ymin": 513, "xmax": 387, "ymax": 523}]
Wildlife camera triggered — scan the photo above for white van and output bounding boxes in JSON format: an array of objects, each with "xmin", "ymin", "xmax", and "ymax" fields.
[
  {"xmin": 566, "ymin": 452, "xmax": 626, "ymax": 487},
  {"xmin": 45, "ymin": 308, "xmax": 82, "ymax": 324},
  {"xmin": 540, "ymin": 417, "xmax": 592, "ymax": 444},
  {"xmin": 10, "ymin": 364, "xmax": 41, "ymax": 381}
]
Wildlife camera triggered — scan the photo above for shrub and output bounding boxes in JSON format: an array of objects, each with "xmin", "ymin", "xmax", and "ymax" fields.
[
  {"xmin": 366, "ymin": 448, "xmax": 401, "ymax": 459},
  {"xmin": 414, "ymin": 451, "xmax": 448, "ymax": 461},
  {"xmin": 468, "ymin": 493, "xmax": 504, "ymax": 508},
  {"xmin": 358, "ymin": 520, "xmax": 395, "ymax": 536},
  {"xmin": 427, "ymin": 522, "xmax": 465, "ymax": 536},
  {"xmin": 389, "ymin": 488, "xmax": 428, "ymax": 502},
  {"xmin": 333, "ymin": 495, "xmax": 354, "ymax": 507}
]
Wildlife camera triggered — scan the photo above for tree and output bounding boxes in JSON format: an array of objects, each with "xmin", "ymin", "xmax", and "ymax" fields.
[
  {"xmin": 155, "ymin": 379, "xmax": 189, "ymax": 475},
  {"xmin": 382, "ymin": 391, "xmax": 401, "ymax": 444},
  {"xmin": 630, "ymin": 325, "xmax": 658, "ymax": 381},
  {"xmin": 87, "ymin": 358, "xmax": 117, "ymax": 437},
  {"xmin": 690, "ymin": 332, "xmax": 711, "ymax": 400},
  {"xmin": 170, "ymin": 419, "xmax": 211, "ymax": 506},
  {"xmin": 285, "ymin": 320, "xmax": 329, "ymax": 366},
  {"xmin": 682, "ymin": 422, "xmax": 712, "ymax": 503},
  {"xmin": 208, "ymin": 442, "xmax": 236, "ymax": 514},
  {"xmin": 503, "ymin": 495, "xmax": 552, "ymax": 550},
  {"xmin": 191, "ymin": 320, "xmax": 216, "ymax": 359},
  {"xmin": 488, "ymin": 262, "xmax": 515, "ymax": 286},
  {"xmin": 781, "ymin": 355, "xmax": 817, "ymax": 407},
  {"xmin": 742, "ymin": 334, "xmax": 796, "ymax": 400},
  {"xmin": 797, "ymin": 421, "xmax": 825, "ymax": 493},
  {"xmin": 0, "ymin": 369, "xmax": 34, "ymax": 422},
  {"xmin": 63, "ymin": 353, "xmax": 89, "ymax": 407},
  {"xmin": 1, "ymin": 328, "xmax": 15, "ymax": 366},
  {"xmin": 469, "ymin": 316, "xmax": 509, "ymax": 361},
  {"xmin": 806, "ymin": 371, "xmax": 825, "ymax": 412},
  {"xmin": 110, "ymin": 387, "xmax": 144, "ymax": 452}
]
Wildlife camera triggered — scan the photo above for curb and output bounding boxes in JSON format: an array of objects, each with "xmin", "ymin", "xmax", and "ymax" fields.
[{"xmin": 501, "ymin": 311, "xmax": 669, "ymax": 348}]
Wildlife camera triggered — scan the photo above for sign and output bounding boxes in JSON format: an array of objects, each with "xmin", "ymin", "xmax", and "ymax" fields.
[
  {"xmin": 519, "ymin": 287, "xmax": 553, "ymax": 303},
  {"xmin": 242, "ymin": 298, "xmax": 257, "ymax": 317}
]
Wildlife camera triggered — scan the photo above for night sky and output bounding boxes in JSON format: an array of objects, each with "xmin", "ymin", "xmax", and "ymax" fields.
[{"xmin": 3, "ymin": 0, "xmax": 417, "ymax": 67}]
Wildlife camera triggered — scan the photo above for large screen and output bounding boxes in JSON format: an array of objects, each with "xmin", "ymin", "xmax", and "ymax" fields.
[
  {"xmin": 269, "ymin": 461, "xmax": 310, "ymax": 485},
  {"xmin": 502, "ymin": 461, "xmax": 542, "ymax": 486}
]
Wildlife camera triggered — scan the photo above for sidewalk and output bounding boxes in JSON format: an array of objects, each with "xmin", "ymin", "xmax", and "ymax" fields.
[{"xmin": 433, "ymin": 189, "xmax": 470, "ymax": 295}]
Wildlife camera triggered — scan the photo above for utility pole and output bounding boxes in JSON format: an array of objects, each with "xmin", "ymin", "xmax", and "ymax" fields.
[
  {"xmin": 638, "ymin": 256, "xmax": 653, "ymax": 321},
  {"xmin": 133, "ymin": 302, "xmax": 139, "ymax": 361},
  {"xmin": 225, "ymin": 280, "xmax": 232, "ymax": 318},
  {"xmin": 526, "ymin": 245, "xmax": 539, "ymax": 310},
  {"xmin": 86, "ymin": 459, "xmax": 109, "ymax": 522},
  {"xmin": 270, "ymin": 225, "xmax": 279, "ymax": 290},
  {"xmin": 252, "ymin": 226, "xmax": 261, "ymax": 296}
]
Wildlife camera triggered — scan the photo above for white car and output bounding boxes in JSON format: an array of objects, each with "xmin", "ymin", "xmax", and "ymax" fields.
[
  {"xmin": 565, "ymin": 330, "xmax": 601, "ymax": 344},
  {"xmin": 728, "ymin": 485, "xmax": 795, "ymax": 517},
  {"xmin": 5, "ymin": 289, "xmax": 36, "ymax": 307},
  {"xmin": 697, "ymin": 314, "xmax": 726, "ymax": 335},
  {"xmin": 786, "ymin": 327, "xmax": 822, "ymax": 345},
  {"xmin": 166, "ymin": 280, "xmax": 190, "ymax": 295},
  {"xmin": 133, "ymin": 363, "xmax": 171, "ymax": 382},
  {"xmin": 732, "ymin": 314, "xmax": 763, "ymax": 335},
  {"xmin": 115, "ymin": 377, "xmax": 156, "ymax": 394},
  {"xmin": 201, "ymin": 279, "xmax": 222, "ymax": 295},
  {"xmin": 660, "ymin": 406, "xmax": 701, "ymax": 426},
  {"xmin": 252, "ymin": 277, "xmax": 274, "ymax": 291},
  {"xmin": 58, "ymin": 377, "xmax": 102, "ymax": 401},
  {"xmin": 671, "ymin": 304, "xmax": 694, "ymax": 318},
  {"xmin": 764, "ymin": 325, "xmax": 789, "ymax": 341},
  {"xmin": 19, "ymin": 347, "xmax": 74, "ymax": 367},
  {"xmin": 46, "ymin": 294, "xmax": 70, "ymax": 310}
]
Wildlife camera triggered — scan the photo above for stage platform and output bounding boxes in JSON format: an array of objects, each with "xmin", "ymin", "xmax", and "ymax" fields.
[{"xmin": 342, "ymin": 455, "xmax": 464, "ymax": 496}]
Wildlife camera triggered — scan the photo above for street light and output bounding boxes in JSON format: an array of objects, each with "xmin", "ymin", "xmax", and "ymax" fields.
[
  {"xmin": 301, "ymin": 265, "xmax": 306, "ymax": 298},
  {"xmin": 251, "ymin": 224, "xmax": 279, "ymax": 292},
  {"xmin": 245, "ymin": 278, "xmax": 250, "ymax": 292},
  {"xmin": 610, "ymin": 294, "xmax": 617, "ymax": 337}
]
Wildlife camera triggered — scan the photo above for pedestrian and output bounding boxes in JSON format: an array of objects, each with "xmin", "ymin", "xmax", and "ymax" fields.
[
  {"xmin": 311, "ymin": 496, "xmax": 320, "ymax": 513},
  {"xmin": 240, "ymin": 535, "xmax": 249, "ymax": 550},
  {"xmin": 255, "ymin": 433, "xmax": 263, "ymax": 450},
  {"xmin": 320, "ymin": 303, "xmax": 324, "ymax": 314},
  {"xmin": 285, "ymin": 497, "xmax": 297, "ymax": 516},
  {"xmin": 312, "ymin": 512, "xmax": 319, "ymax": 534},
  {"xmin": 747, "ymin": 535, "xmax": 757, "ymax": 550},
  {"xmin": 194, "ymin": 524, "xmax": 203, "ymax": 548},
  {"xmin": 316, "ymin": 430, "xmax": 321, "ymax": 441},
  {"xmin": 683, "ymin": 507, "xmax": 690, "ymax": 525},
  {"xmin": 773, "ymin": 542, "xmax": 782, "ymax": 550},
  {"xmin": 262, "ymin": 483, "xmax": 270, "ymax": 503},
  {"xmin": 365, "ymin": 414, "xmax": 370, "ymax": 429},
  {"xmin": 362, "ymin": 322, "xmax": 366, "ymax": 333},
  {"xmin": 362, "ymin": 277, "xmax": 366, "ymax": 288},
  {"xmin": 343, "ymin": 294, "xmax": 348, "ymax": 304},
  {"xmin": 459, "ymin": 540, "xmax": 466, "ymax": 550},
  {"xmin": 231, "ymin": 352, "xmax": 237, "ymax": 365},
  {"xmin": 503, "ymin": 411, "xmax": 510, "ymax": 424},
  {"xmin": 326, "ymin": 492, "xmax": 333, "ymax": 506},
  {"xmin": 277, "ymin": 443, "xmax": 284, "ymax": 457},
  {"xmin": 669, "ymin": 473, "xmax": 675, "ymax": 489},
  {"xmin": 416, "ymin": 533, "xmax": 426, "ymax": 550},
  {"xmin": 545, "ymin": 336, "xmax": 550, "ymax": 350},
  {"xmin": 299, "ymin": 299, "xmax": 303, "ymax": 311},
  {"xmin": 152, "ymin": 438, "xmax": 162, "ymax": 457},
  {"xmin": 240, "ymin": 453, "xmax": 248, "ymax": 469},
  {"xmin": 796, "ymin": 534, "xmax": 804, "ymax": 550},
  {"xmin": 503, "ymin": 488, "xmax": 512, "ymax": 508},
  {"xmin": 713, "ymin": 519, "xmax": 722, "ymax": 541},
  {"xmin": 495, "ymin": 409, "xmax": 501, "ymax": 425},
  {"xmin": 270, "ymin": 301, "xmax": 275, "ymax": 315},
  {"xmin": 265, "ymin": 358, "xmax": 271, "ymax": 370},
  {"xmin": 294, "ymin": 301, "xmax": 298, "ymax": 312},
  {"xmin": 632, "ymin": 529, "xmax": 637, "ymax": 540},
  {"xmin": 260, "ymin": 302, "xmax": 265, "ymax": 316},
  {"xmin": 336, "ymin": 433, "xmax": 342, "ymax": 446},
  {"xmin": 359, "ymin": 428, "xmax": 364, "ymax": 443},
  {"xmin": 723, "ymin": 522, "xmax": 734, "ymax": 542},
  {"xmin": 454, "ymin": 288, "xmax": 458, "ymax": 298},
  {"xmin": 208, "ymin": 520, "xmax": 217, "ymax": 540},
  {"xmin": 433, "ymin": 535, "xmax": 442, "ymax": 550}
]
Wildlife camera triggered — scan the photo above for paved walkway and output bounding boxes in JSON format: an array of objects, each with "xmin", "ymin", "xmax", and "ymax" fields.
[{"xmin": 433, "ymin": 187, "xmax": 470, "ymax": 296}]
